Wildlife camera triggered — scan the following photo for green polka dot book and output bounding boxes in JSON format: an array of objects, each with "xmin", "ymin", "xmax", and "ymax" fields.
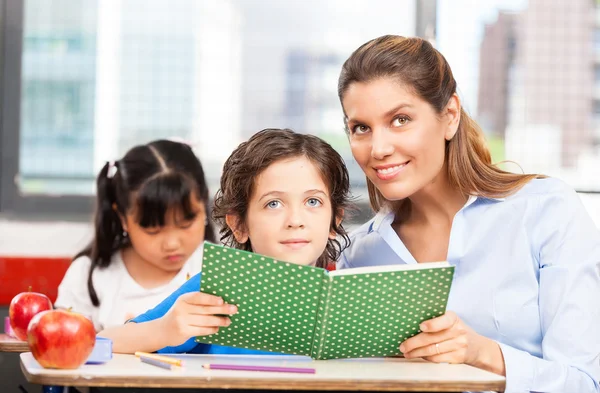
[{"xmin": 197, "ymin": 242, "xmax": 454, "ymax": 360}]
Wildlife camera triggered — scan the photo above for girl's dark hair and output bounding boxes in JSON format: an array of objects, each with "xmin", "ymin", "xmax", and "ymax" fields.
[
  {"xmin": 338, "ymin": 35, "xmax": 543, "ymax": 212},
  {"xmin": 75, "ymin": 140, "xmax": 216, "ymax": 306},
  {"xmin": 213, "ymin": 128, "xmax": 352, "ymax": 269}
]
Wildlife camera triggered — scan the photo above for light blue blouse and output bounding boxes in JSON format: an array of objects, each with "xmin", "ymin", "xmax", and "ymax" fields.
[{"xmin": 339, "ymin": 178, "xmax": 600, "ymax": 393}]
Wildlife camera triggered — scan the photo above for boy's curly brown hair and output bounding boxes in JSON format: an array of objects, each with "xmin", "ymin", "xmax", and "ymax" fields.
[{"xmin": 212, "ymin": 128, "xmax": 352, "ymax": 268}]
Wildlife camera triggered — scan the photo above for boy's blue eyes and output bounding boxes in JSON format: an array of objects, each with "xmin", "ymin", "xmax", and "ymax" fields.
[
  {"xmin": 306, "ymin": 198, "xmax": 322, "ymax": 207},
  {"xmin": 266, "ymin": 200, "xmax": 281, "ymax": 209},
  {"xmin": 265, "ymin": 198, "xmax": 323, "ymax": 209}
]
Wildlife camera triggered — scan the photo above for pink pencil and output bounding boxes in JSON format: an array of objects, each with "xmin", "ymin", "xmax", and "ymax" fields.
[{"xmin": 202, "ymin": 363, "xmax": 315, "ymax": 374}]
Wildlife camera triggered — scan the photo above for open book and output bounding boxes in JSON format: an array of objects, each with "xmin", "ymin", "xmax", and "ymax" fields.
[{"xmin": 196, "ymin": 242, "xmax": 454, "ymax": 360}]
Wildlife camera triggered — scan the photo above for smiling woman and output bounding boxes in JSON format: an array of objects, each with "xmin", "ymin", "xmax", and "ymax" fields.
[
  {"xmin": 337, "ymin": 35, "xmax": 600, "ymax": 393},
  {"xmin": 345, "ymin": 79, "xmax": 453, "ymax": 192}
]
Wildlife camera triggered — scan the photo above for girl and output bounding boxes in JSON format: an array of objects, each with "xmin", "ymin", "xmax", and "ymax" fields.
[
  {"xmin": 337, "ymin": 35, "xmax": 600, "ymax": 393},
  {"xmin": 98, "ymin": 128, "xmax": 352, "ymax": 354},
  {"xmin": 55, "ymin": 140, "xmax": 216, "ymax": 332}
]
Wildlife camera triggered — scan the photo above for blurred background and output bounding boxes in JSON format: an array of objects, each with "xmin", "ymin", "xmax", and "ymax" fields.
[
  {"xmin": 2, "ymin": 0, "xmax": 600, "ymax": 255},
  {"xmin": 1, "ymin": 1, "xmax": 600, "ymax": 391},
  {"xmin": 2, "ymin": 0, "xmax": 600, "ymax": 233}
]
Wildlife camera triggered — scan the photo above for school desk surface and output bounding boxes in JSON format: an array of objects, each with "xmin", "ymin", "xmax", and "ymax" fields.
[
  {"xmin": 0, "ymin": 333, "xmax": 28, "ymax": 352},
  {"xmin": 20, "ymin": 352, "xmax": 505, "ymax": 392}
]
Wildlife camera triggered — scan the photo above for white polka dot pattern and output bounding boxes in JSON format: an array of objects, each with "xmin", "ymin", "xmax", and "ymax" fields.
[
  {"xmin": 196, "ymin": 243, "xmax": 323, "ymax": 356},
  {"xmin": 196, "ymin": 243, "xmax": 454, "ymax": 360},
  {"xmin": 315, "ymin": 268, "xmax": 454, "ymax": 359}
]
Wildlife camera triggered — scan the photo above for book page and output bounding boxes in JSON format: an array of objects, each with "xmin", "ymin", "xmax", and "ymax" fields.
[
  {"xmin": 329, "ymin": 261, "xmax": 451, "ymax": 277},
  {"xmin": 318, "ymin": 266, "xmax": 454, "ymax": 359}
]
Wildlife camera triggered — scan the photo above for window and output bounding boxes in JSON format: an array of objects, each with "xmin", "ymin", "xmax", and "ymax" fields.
[
  {"xmin": 1, "ymin": 0, "xmax": 422, "ymax": 221},
  {"xmin": 440, "ymin": 0, "xmax": 600, "ymax": 190}
]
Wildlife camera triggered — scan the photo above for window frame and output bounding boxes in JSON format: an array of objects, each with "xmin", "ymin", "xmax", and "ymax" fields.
[{"xmin": 0, "ymin": 0, "xmax": 94, "ymax": 220}]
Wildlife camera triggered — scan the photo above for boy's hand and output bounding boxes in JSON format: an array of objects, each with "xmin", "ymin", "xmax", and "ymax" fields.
[{"xmin": 159, "ymin": 292, "xmax": 237, "ymax": 347}]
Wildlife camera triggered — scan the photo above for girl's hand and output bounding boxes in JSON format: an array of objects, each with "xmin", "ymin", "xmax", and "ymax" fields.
[
  {"xmin": 158, "ymin": 291, "xmax": 237, "ymax": 347},
  {"xmin": 399, "ymin": 311, "xmax": 506, "ymax": 376}
]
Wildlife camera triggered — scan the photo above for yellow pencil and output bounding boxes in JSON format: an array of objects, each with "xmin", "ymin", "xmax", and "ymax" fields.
[{"xmin": 135, "ymin": 351, "xmax": 184, "ymax": 367}]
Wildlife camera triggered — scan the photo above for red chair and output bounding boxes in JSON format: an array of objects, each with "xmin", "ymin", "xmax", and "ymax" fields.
[{"xmin": 0, "ymin": 257, "xmax": 71, "ymax": 305}]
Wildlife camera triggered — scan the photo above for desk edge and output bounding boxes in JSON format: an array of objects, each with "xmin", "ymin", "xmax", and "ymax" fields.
[{"xmin": 20, "ymin": 367, "xmax": 505, "ymax": 392}]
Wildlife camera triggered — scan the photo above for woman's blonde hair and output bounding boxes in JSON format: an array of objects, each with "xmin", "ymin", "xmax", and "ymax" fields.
[{"xmin": 338, "ymin": 35, "xmax": 543, "ymax": 212}]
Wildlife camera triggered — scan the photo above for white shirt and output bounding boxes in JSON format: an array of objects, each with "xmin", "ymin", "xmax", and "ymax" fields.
[{"xmin": 55, "ymin": 249, "xmax": 202, "ymax": 331}]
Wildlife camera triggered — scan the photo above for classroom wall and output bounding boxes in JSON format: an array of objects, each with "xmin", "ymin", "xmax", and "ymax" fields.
[{"xmin": 0, "ymin": 220, "xmax": 92, "ymax": 257}]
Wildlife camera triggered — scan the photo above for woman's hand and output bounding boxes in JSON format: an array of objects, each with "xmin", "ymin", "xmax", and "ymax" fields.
[
  {"xmin": 158, "ymin": 291, "xmax": 237, "ymax": 347},
  {"xmin": 399, "ymin": 311, "xmax": 506, "ymax": 376}
]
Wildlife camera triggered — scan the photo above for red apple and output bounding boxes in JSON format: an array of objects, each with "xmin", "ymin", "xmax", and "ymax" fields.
[
  {"xmin": 9, "ymin": 290, "xmax": 53, "ymax": 341},
  {"xmin": 27, "ymin": 309, "xmax": 96, "ymax": 369}
]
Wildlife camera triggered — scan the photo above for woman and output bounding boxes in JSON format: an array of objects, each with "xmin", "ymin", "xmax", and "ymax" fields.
[{"xmin": 338, "ymin": 35, "xmax": 600, "ymax": 393}]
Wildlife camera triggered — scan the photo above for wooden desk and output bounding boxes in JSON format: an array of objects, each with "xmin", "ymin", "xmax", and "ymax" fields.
[
  {"xmin": 0, "ymin": 333, "xmax": 28, "ymax": 352},
  {"xmin": 21, "ymin": 353, "xmax": 505, "ymax": 392}
]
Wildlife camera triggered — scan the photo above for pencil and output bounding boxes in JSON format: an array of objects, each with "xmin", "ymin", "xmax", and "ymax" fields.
[
  {"xmin": 134, "ymin": 351, "xmax": 184, "ymax": 367},
  {"xmin": 140, "ymin": 355, "xmax": 173, "ymax": 370},
  {"xmin": 202, "ymin": 363, "xmax": 315, "ymax": 374}
]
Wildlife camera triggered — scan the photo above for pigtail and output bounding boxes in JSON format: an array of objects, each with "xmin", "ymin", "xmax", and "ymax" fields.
[{"xmin": 74, "ymin": 161, "xmax": 125, "ymax": 307}]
